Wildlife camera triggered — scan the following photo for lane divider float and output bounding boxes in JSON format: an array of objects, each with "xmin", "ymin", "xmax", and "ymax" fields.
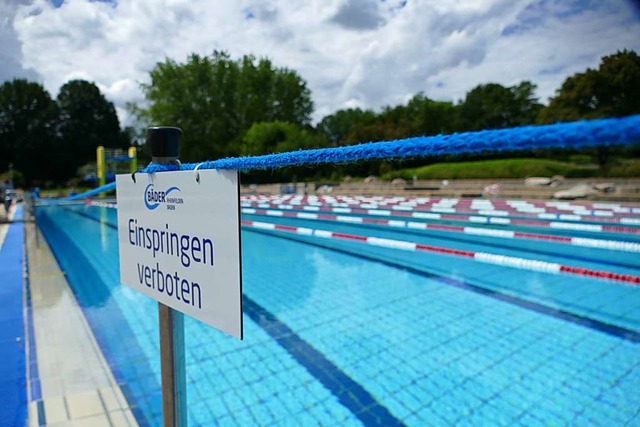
[
  {"xmin": 242, "ymin": 195, "xmax": 640, "ymax": 217},
  {"xmin": 240, "ymin": 204, "xmax": 640, "ymax": 235},
  {"xmin": 88, "ymin": 200, "xmax": 640, "ymax": 249},
  {"xmin": 240, "ymin": 200, "xmax": 640, "ymax": 225},
  {"xmin": 242, "ymin": 219, "xmax": 640, "ymax": 285},
  {"xmin": 87, "ymin": 199, "xmax": 117, "ymax": 209},
  {"xmin": 87, "ymin": 200, "xmax": 640, "ymax": 283},
  {"xmin": 241, "ymin": 208, "xmax": 640, "ymax": 253}
]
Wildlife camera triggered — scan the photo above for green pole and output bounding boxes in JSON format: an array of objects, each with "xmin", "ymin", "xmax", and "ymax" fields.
[
  {"xmin": 128, "ymin": 146, "xmax": 137, "ymax": 174},
  {"xmin": 97, "ymin": 146, "xmax": 106, "ymax": 197}
]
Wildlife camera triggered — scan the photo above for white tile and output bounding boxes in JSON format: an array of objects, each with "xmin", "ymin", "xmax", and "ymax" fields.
[
  {"xmin": 40, "ymin": 377, "xmax": 64, "ymax": 397},
  {"xmin": 99, "ymin": 386, "xmax": 121, "ymax": 412},
  {"xmin": 114, "ymin": 387, "xmax": 129, "ymax": 408},
  {"xmin": 124, "ymin": 409, "xmax": 138, "ymax": 427},
  {"xmin": 66, "ymin": 390, "xmax": 105, "ymax": 419},
  {"xmin": 70, "ymin": 414, "xmax": 111, "ymax": 427},
  {"xmin": 43, "ymin": 396, "xmax": 68, "ymax": 423},
  {"xmin": 107, "ymin": 410, "xmax": 131, "ymax": 427},
  {"xmin": 26, "ymin": 223, "xmax": 138, "ymax": 427},
  {"xmin": 28, "ymin": 401, "xmax": 39, "ymax": 427}
]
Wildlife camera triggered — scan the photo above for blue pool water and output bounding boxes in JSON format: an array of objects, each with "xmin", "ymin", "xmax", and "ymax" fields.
[{"xmin": 36, "ymin": 204, "xmax": 640, "ymax": 426}]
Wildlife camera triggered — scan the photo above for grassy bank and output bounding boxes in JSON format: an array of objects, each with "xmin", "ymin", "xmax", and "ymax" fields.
[{"xmin": 383, "ymin": 158, "xmax": 640, "ymax": 180}]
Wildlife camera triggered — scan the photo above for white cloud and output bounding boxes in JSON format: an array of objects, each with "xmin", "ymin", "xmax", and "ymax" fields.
[
  {"xmin": 4, "ymin": 0, "xmax": 640, "ymax": 126},
  {"xmin": 0, "ymin": 0, "xmax": 39, "ymax": 83}
]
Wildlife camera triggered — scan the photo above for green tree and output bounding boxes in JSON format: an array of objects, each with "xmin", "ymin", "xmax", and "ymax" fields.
[
  {"xmin": 0, "ymin": 79, "xmax": 59, "ymax": 184},
  {"xmin": 314, "ymin": 95, "xmax": 459, "ymax": 178},
  {"xmin": 317, "ymin": 108, "xmax": 377, "ymax": 146},
  {"xmin": 459, "ymin": 81, "xmax": 542, "ymax": 131},
  {"xmin": 57, "ymin": 80, "xmax": 126, "ymax": 180},
  {"xmin": 538, "ymin": 50, "xmax": 640, "ymax": 171},
  {"xmin": 136, "ymin": 51, "xmax": 314, "ymax": 162},
  {"xmin": 404, "ymin": 94, "xmax": 459, "ymax": 136},
  {"xmin": 241, "ymin": 121, "xmax": 324, "ymax": 182},
  {"xmin": 241, "ymin": 121, "xmax": 321, "ymax": 156},
  {"xmin": 539, "ymin": 50, "xmax": 640, "ymax": 122}
]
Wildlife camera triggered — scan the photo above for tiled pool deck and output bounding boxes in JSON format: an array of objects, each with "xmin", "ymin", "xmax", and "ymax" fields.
[{"xmin": 0, "ymin": 204, "xmax": 137, "ymax": 427}]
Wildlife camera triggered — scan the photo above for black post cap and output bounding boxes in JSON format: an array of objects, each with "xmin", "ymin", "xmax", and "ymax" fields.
[{"xmin": 147, "ymin": 126, "xmax": 182, "ymax": 158}]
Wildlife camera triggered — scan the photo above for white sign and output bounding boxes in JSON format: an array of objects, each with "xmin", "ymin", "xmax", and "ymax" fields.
[{"xmin": 116, "ymin": 169, "xmax": 242, "ymax": 339}]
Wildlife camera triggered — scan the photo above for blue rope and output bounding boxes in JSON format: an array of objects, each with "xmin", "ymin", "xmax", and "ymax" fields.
[
  {"xmin": 34, "ymin": 182, "xmax": 116, "ymax": 204},
  {"xmin": 143, "ymin": 115, "xmax": 640, "ymax": 173},
  {"xmin": 65, "ymin": 182, "xmax": 116, "ymax": 200},
  {"xmin": 40, "ymin": 115, "xmax": 640, "ymax": 202}
]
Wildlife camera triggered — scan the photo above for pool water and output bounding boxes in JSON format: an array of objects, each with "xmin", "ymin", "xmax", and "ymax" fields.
[{"xmin": 36, "ymin": 203, "xmax": 640, "ymax": 426}]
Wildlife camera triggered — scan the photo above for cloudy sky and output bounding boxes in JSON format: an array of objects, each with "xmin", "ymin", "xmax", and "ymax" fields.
[{"xmin": 2, "ymin": 0, "xmax": 639, "ymax": 125}]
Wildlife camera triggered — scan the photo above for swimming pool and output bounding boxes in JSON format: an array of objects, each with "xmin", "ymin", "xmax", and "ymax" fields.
[{"xmin": 35, "ymin": 196, "xmax": 640, "ymax": 426}]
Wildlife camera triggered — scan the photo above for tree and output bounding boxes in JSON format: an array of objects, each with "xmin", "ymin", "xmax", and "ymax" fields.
[
  {"xmin": 57, "ymin": 80, "xmax": 126, "ymax": 180},
  {"xmin": 459, "ymin": 82, "xmax": 542, "ymax": 131},
  {"xmin": 0, "ymin": 79, "xmax": 59, "ymax": 184},
  {"xmin": 136, "ymin": 51, "xmax": 314, "ymax": 162},
  {"xmin": 538, "ymin": 50, "xmax": 640, "ymax": 171},
  {"xmin": 241, "ymin": 121, "xmax": 321, "ymax": 156},
  {"xmin": 317, "ymin": 108, "xmax": 376, "ymax": 146},
  {"xmin": 404, "ymin": 94, "xmax": 458, "ymax": 136},
  {"xmin": 241, "ymin": 121, "xmax": 324, "ymax": 182},
  {"xmin": 539, "ymin": 50, "xmax": 640, "ymax": 122}
]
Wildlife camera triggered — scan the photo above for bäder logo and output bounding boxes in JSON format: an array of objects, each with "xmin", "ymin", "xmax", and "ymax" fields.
[{"xmin": 144, "ymin": 184, "xmax": 184, "ymax": 211}]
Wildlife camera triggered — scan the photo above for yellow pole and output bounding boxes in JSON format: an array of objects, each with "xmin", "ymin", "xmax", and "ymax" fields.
[
  {"xmin": 128, "ymin": 146, "xmax": 138, "ymax": 174},
  {"xmin": 97, "ymin": 146, "xmax": 105, "ymax": 198}
]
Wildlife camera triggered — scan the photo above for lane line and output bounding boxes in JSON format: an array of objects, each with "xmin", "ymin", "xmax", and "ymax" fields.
[{"xmin": 244, "ymin": 298, "xmax": 406, "ymax": 426}]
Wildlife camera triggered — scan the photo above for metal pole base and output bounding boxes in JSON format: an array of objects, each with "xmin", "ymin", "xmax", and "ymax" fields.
[{"xmin": 159, "ymin": 303, "xmax": 187, "ymax": 427}]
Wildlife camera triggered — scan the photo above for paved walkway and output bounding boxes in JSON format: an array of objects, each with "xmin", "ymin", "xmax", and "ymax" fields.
[{"xmin": 24, "ymin": 211, "xmax": 138, "ymax": 426}]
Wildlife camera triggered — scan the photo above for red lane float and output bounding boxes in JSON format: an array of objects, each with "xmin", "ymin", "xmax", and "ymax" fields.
[{"xmin": 241, "ymin": 219, "xmax": 640, "ymax": 285}]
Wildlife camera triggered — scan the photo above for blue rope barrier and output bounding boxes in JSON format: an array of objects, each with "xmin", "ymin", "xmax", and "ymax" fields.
[
  {"xmin": 66, "ymin": 182, "xmax": 116, "ymax": 200},
  {"xmin": 38, "ymin": 115, "xmax": 640, "ymax": 203},
  {"xmin": 34, "ymin": 182, "xmax": 116, "ymax": 204},
  {"xmin": 143, "ymin": 115, "xmax": 640, "ymax": 173}
]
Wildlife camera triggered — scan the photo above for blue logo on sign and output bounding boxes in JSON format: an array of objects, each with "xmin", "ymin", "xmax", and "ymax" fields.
[{"xmin": 144, "ymin": 184, "xmax": 181, "ymax": 210}]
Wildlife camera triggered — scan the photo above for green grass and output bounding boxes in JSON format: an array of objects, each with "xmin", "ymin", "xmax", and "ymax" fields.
[
  {"xmin": 607, "ymin": 158, "xmax": 640, "ymax": 177},
  {"xmin": 383, "ymin": 158, "xmax": 600, "ymax": 180}
]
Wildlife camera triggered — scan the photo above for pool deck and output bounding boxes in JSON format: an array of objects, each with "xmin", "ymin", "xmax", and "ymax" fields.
[{"xmin": 0, "ymin": 204, "xmax": 139, "ymax": 427}]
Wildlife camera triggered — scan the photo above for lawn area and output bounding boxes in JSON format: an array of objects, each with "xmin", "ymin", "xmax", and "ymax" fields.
[{"xmin": 382, "ymin": 158, "xmax": 640, "ymax": 180}]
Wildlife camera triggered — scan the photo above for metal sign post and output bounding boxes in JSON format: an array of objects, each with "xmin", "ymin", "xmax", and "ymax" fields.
[
  {"xmin": 117, "ymin": 125, "xmax": 243, "ymax": 424},
  {"xmin": 159, "ymin": 305, "xmax": 186, "ymax": 427},
  {"xmin": 147, "ymin": 127, "xmax": 188, "ymax": 427}
]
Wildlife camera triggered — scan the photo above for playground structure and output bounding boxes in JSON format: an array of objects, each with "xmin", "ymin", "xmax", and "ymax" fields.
[{"xmin": 96, "ymin": 146, "xmax": 137, "ymax": 188}]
